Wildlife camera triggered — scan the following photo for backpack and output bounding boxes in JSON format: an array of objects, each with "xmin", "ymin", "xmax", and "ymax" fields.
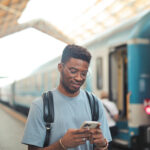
[{"xmin": 42, "ymin": 90, "xmax": 99, "ymax": 147}]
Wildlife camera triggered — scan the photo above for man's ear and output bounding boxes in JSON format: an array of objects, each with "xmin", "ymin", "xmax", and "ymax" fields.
[{"xmin": 58, "ymin": 63, "xmax": 63, "ymax": 72}]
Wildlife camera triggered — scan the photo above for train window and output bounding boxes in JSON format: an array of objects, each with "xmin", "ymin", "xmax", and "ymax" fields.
[
  {"xmin": 44, "ymin": 72, "xmax": 49, "ymax": 91},
  {"xmin": 96, "ymin": 57, "xmax": 103, "ymax": 89},
  {"xmin": 30, "ymin": 76, "xmax": 35, "ymax": 91},
  {"xmin": 24, "ymin": 79, "xmax": 28, "ymax": 90},
  {"xmin": 51, "ymin": 69, "xmax": 59, "ymax": 89},
  {"xmin": 82, "ymin": 80, "xmax": 86, "ymax": 89},
  {"xmin": 36, "ymin": 74, "xmax": 42, "ymax": 91}
]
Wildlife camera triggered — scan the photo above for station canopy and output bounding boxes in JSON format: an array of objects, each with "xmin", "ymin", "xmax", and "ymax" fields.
[{"xmin": 0, "ymin": 0, "xmax": 150, "ymax": 44}]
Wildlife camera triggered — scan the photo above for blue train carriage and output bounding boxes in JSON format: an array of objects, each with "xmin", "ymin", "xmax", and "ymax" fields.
[
  {"xmin": 11, "ymin": 56, "xmax": 60, "ymax": 115},
  {"xmin": 0, "ymin": 83, "xmax": 15, "ymax": 106},
  {"xmin": 83, "ymin": 10, "xmax": 150, "ymax": 149}
]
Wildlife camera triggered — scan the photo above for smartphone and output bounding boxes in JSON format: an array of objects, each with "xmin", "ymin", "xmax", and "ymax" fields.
[{"xmin": 80, "ymin": 121, "xmax": 100, "ymax": 129}]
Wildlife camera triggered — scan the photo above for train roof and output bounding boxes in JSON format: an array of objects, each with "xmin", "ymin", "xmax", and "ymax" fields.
[
  {"xmin": 30, "ymin": 56, "xmax": 61, "ymax": 75},
  {"xmin": 12, "ymin": 10, "xmax": 150, "ymax": 83},
  {"xmin": 82, "ymin": 10, "xmax": 150, "ymax": 49},
  {"xmin": 30, "ymin": 10, "xmax": 150, "ymax": 77}
]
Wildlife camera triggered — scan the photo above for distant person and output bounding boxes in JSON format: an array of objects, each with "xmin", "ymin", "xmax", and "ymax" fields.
[
  {"xmin": 22, "ymin": 44, "xmax": 111, "ymax": 150},
  {"xmin": 100, "ymin": 91, "xmax": 119, "ymax": 137}
]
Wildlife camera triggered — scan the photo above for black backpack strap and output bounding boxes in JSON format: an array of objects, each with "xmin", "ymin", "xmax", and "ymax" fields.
[
  {"xmin": 85, "ymin": 91, "xmax": 99, "ymax": 150},
  {"xmin": 42, "ymin": 91, "xmax": 54, "ymax": 147},
  {"xmin": 85, "ymin": 91, "xmax": 99, "ymax": 121}
]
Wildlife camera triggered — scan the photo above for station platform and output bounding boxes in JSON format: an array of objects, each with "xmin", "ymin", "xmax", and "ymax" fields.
[{"xmin": 0, "ymin": 104, "xmax": 27, "ymax": 150}]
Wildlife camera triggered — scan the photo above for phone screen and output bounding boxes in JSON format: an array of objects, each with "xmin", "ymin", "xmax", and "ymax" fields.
[{"xmin": 81, "ymin": 121, "xmax": 99, "ymax": 129}]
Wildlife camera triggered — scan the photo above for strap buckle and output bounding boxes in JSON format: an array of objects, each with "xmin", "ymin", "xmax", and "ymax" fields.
[{"xmin": 46, "ymin": 123, "xmax": 51, "ymax": 130}]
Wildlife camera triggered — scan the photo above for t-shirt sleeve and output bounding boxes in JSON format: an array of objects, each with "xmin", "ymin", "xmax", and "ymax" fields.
[
  {"xmin": 22, "ymin": 101, "xmax": 46, "ymax": 147},
  {"xmin": 97, "ymin": 98, "xmax": 112, "ymax": 142}
]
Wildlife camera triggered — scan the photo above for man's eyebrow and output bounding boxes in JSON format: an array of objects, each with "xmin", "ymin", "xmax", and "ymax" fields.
[
  {"xmin": 69, "ymin": 67, "xmax": 78, "ymax": 70},
  {"xmin": 69, "ymin": 67, "xmax": 88, "ymax": 72}
]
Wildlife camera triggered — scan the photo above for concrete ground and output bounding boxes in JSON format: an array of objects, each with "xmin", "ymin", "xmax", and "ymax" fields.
[{"xmin": 0, "ymin": 104, "xmax": 27, "ymax": 150}]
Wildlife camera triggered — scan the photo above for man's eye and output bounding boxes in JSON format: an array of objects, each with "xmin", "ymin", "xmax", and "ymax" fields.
[
  {"xmin": 81, "ymin": 72, "xmax": 87, "ymax": 77},
  {"xmin": 70, "ymin": 69, "xmax": 77, "ymax": 74},
  {"xmin": 82, "ymin": 72, "xmax": 87, "ymax": 76}
]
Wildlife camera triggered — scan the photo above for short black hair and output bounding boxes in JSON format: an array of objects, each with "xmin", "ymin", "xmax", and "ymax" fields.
[{"xmin": 61, "ymin": 44, "xmax": 91, "ymax": 64}]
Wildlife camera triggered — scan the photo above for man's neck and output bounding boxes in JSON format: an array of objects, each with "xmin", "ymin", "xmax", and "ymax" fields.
[{"xmin": 57, "ymin": 85, "xmax": 80, "ymax": 97}]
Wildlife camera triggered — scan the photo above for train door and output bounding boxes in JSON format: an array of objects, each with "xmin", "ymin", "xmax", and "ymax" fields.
[{"xmin": 109, "ymin": 45, "xmax": 128, "ymax": 119}]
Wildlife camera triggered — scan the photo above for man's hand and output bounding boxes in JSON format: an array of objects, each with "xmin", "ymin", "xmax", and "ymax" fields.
[
  {"xmin": 89, "ymin": 124, "xmax": 108, "ymax": 150},
  {"xmin": 61, "ymin": 128, "xmax": 90, "ymax": 148}
]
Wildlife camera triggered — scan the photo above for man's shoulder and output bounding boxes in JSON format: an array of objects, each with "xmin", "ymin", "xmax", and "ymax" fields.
[
  {"xmin": 84, "ymin": 90, "xmax": 103, "ymax": 105},
  {"xmin": 80, "ymin": 89, "xmax": 86, "ymax": 95},
  {"xmin": 32, "ymin": 96, "xmax": 43, "ymax": 108},
  {"xmin": 32, "ymin": 89, "xmax": 57, "ymax": 105}
]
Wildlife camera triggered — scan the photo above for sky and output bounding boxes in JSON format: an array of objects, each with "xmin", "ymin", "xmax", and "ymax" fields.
[{"xmin": 0, "ymin": 28, "xmax": 66, "ymax": 87}]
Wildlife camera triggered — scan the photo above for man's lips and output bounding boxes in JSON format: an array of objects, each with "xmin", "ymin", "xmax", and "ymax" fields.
[{"xmin": 71, "ymin": 83, "xmax": 81, "ymax": 88}]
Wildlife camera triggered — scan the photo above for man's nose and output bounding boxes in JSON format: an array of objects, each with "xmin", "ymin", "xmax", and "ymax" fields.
[{"xmin": 74, "ymin": 72, "xmax": 83, "ymax": 81}]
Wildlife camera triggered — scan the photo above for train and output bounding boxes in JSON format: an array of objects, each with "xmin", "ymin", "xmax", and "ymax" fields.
[{"xmin": 1, "ymin": 10, "xmax": 150, "ymax": 150}]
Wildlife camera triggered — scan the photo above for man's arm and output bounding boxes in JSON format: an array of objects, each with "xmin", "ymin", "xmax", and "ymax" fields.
[
  {"xmin": 28, "ymin": 128, "xmax": 90, "ymax": 150},
  {"xmin": 89, "ymin": 125, "xmax": 109, "ymax": 150},
  {"xmin": 28, "ymin": 140, "xmax": 64, "ymax": 150}
]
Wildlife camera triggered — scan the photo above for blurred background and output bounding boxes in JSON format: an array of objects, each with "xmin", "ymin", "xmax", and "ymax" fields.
[
  {"xmin": 0, "ymin": 0, "xmax": 150, "ymax": 86},
  {"xmin": 0, "ymin": 0, "xmax": 150, "ymax": 150}
]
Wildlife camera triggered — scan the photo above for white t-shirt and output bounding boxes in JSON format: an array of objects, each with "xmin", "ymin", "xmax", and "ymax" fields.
[
  {"xmin": 22, "ymin": 89, "xmax": 112, "ymax": 149},
  {"xmin": 102, "ymin": 99, "xmax": 119, "ymax": 127}
]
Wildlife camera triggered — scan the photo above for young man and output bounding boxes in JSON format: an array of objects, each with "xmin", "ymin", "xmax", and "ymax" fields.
[{"xmin": 22, "ymin": 44, "xmax": 111, "ymax": 150}]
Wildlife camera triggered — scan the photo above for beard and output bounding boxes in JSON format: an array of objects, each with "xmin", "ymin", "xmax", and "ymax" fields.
[{"xmin": 62, "ymin": 80, "xmax": 77, "ymax": 94}]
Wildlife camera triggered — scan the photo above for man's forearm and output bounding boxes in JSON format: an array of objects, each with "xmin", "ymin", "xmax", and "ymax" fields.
[{"xmin": 28, "ymin": 140, "xmax": 66, "ymax": 150}]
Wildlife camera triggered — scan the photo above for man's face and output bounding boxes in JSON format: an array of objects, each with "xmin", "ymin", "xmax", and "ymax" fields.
[{"xmin": 60, "ymin": 58, "xmax": 89, "ymax": 94}]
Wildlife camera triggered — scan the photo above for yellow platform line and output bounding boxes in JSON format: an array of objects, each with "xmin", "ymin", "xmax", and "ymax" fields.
[{"xmin": 0, "ymin": 103, "xmax": 27, "ymax": 124}]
